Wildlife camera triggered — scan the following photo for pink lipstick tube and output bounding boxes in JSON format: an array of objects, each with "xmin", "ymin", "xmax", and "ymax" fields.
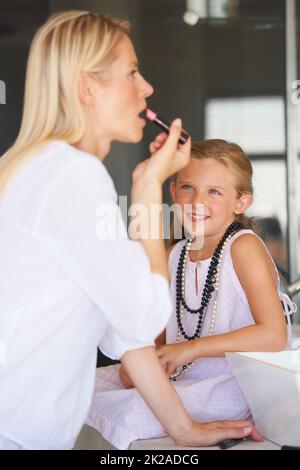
[{"xmin": 145, "ymin": 108, "xmax": 189, "ymax": 144}]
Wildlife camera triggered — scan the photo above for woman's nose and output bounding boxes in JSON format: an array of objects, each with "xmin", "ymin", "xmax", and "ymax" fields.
[{"xmin": 140, "ymin": 74, "xmax": 154, "ymax": 98}]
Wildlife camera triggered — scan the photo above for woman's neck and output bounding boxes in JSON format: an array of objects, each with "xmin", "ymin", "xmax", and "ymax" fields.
[{"xmin": 74, "ymin": 133, "xmax": 111, "ymax": 161}]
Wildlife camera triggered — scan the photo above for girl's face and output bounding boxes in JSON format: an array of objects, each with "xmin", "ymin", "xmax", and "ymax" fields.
[
  {"xmin": 170, "ymin": 157, "xmax": 252, "ymax": 239},
  {"xmin": 79, "ymin": 35, "xmax": 153, "ymax": 149}
]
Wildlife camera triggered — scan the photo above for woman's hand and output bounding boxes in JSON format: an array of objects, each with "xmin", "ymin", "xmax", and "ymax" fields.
[
  {"xmin": 132, "ymin": 119, "xmax": 191, "ymax": 185},
  {"xmin": 157, "ymin": 342, "xmax": 195, "ymax": 377},
  {"xmin": 176, "ymin": 420, "xmax": 263, "ymax": 447},
  {"xmin": 119, "ymin": 364, "xmax": 134, "ymax": 389}
]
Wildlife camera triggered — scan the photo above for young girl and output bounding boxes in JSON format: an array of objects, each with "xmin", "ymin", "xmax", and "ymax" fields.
[{"xmin": 86, "ymin": 139, "xmax": 294, "ymax": 449}]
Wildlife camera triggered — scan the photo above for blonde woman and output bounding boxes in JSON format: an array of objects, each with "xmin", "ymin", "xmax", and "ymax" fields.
[{"xmin": 0, "ymin": 11, "xmax": 260, "ymax": 449}]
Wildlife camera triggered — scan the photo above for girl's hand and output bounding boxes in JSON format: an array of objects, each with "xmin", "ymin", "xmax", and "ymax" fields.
[
  {"xmin": 119, "ymin": 364, "xmax": 134, "ymax": 389},
  {"xmin": 157, "ymin": 342, "xmax": 195, "ymax": 377},
  {"xmin": 132, "ymin": 119, "xmax": 191, "ymax": 185}
]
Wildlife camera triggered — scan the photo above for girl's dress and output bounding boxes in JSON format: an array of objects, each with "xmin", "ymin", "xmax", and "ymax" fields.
[{"xmin": 86, "ymin": 229, "xmax": 295, "ymax": 449}]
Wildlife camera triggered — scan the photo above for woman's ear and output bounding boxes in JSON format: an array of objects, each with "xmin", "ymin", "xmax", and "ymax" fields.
[
  {"xmin": 78, "ymin": 72, "xmax": 94, "ymax": 106},
  {"xmin": 169, "ymin": 180, "xmax": 177, "ymax": 203},
  {"xmin": 234, "ymin": 193, "xmax": 253, "ymax": 215}
]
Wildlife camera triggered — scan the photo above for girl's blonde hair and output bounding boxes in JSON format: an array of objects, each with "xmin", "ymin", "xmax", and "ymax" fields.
[
  {"xmin": 169, "ymin": 139, "xmax": 256, "ymax": 245},
  {"xmin": 0, "ymin": 10, "xmax": 130, "ymax": 192}
]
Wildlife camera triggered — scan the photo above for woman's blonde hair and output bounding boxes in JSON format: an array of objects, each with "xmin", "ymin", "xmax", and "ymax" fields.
[
  {"xmin": 0, "ymin": 10, "xmax": 130, "ymax": 192},
  {"xmin": 169, "ymin": 139, "xmax": 256, "ymax": 245}
]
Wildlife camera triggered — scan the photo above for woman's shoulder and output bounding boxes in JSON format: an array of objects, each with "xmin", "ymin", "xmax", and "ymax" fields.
[
  {"xmin": 30, "ymin": 140, "xmax": 115, "ymax": 191},
  {"xmin": 37, "ymin": 140, "xmax": 104, "ymax": 171},
  {"xmin": 4, "ymin": 140, "xmax": 117, "ymax": 221}
]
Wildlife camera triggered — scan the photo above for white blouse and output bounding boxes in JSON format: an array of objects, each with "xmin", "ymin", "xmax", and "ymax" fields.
[{"xmin": 0, "ymin": 140, "xmax": 172, "ymax": 449}]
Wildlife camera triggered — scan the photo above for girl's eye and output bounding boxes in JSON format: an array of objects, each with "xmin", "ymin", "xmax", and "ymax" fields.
[
  {"xmin": 182, "ymin": 184, "xmax": 193, "ymax": 191},
  {"xmin": 130, "ymin": 69, "xmax": 139, "ymax": 77},
  {"xmin": 209, "ymin": 188, "xmax": 221, "ymax": 196}
]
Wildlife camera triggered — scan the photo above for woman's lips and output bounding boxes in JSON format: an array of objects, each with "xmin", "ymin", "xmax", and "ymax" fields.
[
  {"xmin": 139, "ymin": 108, "xmax": 147, "ymax": 121},
  {"xmin": 138, "ymin": 111, "xmax": 146, "ymax": 125},
  {"xmin": 138, "ymin": 108, "xmax": 147, "ymax": 127}
]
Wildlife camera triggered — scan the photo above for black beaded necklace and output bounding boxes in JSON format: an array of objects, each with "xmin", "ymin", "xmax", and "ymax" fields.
[{"xmin": 176, "ymin": 221, "xmax": 241, "ymax": 341}]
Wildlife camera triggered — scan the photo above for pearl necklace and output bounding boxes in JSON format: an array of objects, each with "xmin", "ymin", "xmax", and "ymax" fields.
[{"xmin": 170, "ymin": 222, "xmax": 241, "ymax": 381}]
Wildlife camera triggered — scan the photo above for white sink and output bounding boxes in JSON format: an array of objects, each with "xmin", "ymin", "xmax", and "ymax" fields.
[{"xmin": 226, "ymin": 346, "xmax": 300, "ymax": 447}]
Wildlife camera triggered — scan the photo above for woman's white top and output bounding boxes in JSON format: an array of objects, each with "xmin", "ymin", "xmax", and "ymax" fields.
[{"xmin": 0, "ymin": 140, "xmax": 172, "ymax": 450}]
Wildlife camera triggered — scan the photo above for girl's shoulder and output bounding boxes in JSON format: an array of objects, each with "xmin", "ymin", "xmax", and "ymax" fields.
[
  {"xmin": 230, "ymin": 230, "xmax": 268, "ymax": 259},
  {"xmin": 230, "ymin": 229, "xmax": 264, "ymax": 253},
  {"xmin": 230, "ymin": 229, "xmax": 279, "ymax": 286}
]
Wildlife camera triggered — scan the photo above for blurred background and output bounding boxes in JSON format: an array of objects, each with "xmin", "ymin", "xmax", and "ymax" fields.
[{"xmin": 0, "ymin": 0, "xmax": 300, "ymax": 337}]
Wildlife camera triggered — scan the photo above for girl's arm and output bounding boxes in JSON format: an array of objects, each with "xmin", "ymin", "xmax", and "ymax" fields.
[{"xmin": 157, "ymin": 234, "xmax": 288, "ymax": 372}]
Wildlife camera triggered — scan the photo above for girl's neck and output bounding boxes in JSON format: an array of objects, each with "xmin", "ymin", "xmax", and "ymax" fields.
[
  {"xmin": 188, "ymin": 239, "xmax": 217, "ymax": 262},
  {"xmin": 188, "ymin": 227, "xmax": 234, "ymax": 262}
]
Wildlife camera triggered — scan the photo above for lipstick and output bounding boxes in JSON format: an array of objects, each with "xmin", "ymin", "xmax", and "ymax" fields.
[{"xmin": 144, "ymin": 108, "xmax": 189, "ymax": 144}]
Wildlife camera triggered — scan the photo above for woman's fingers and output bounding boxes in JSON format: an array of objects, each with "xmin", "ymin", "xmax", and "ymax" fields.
[
  {"xmin": 136, "ymin": 117, "xmax": 191, "ymax": 184},
  {"xmin": 248, "ymin": 427, "xmax": 264, "ymax": 442},
  {"xmin": 210, "ymin": 421, "xmax": 263, "ymax": 442},
  {"xmin": 162, "ymin": 118, "xmax": 183, "ymax": 153},
  {"xmin": 150, "ymin": 118, "xmax": 184, "ymax": 159},
  {"xmin": 214, "ymin": 425, "xmax": 254, "ymax": 442},
  {"xmin": 149, "ymin": 132, "xmax": 169, "ymax": 154},
  {"xmin": 152, "ymin": 132, "xmax": 168, "ymax": 145},
  {"xmin": 181, "ymin": 421, "xmax": 258, "ymax": 447}
]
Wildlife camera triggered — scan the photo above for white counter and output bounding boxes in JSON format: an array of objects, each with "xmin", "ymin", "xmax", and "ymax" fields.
[{"xmin": 74, "ymin": 425, "xmax": 281, "ymax": 450}]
